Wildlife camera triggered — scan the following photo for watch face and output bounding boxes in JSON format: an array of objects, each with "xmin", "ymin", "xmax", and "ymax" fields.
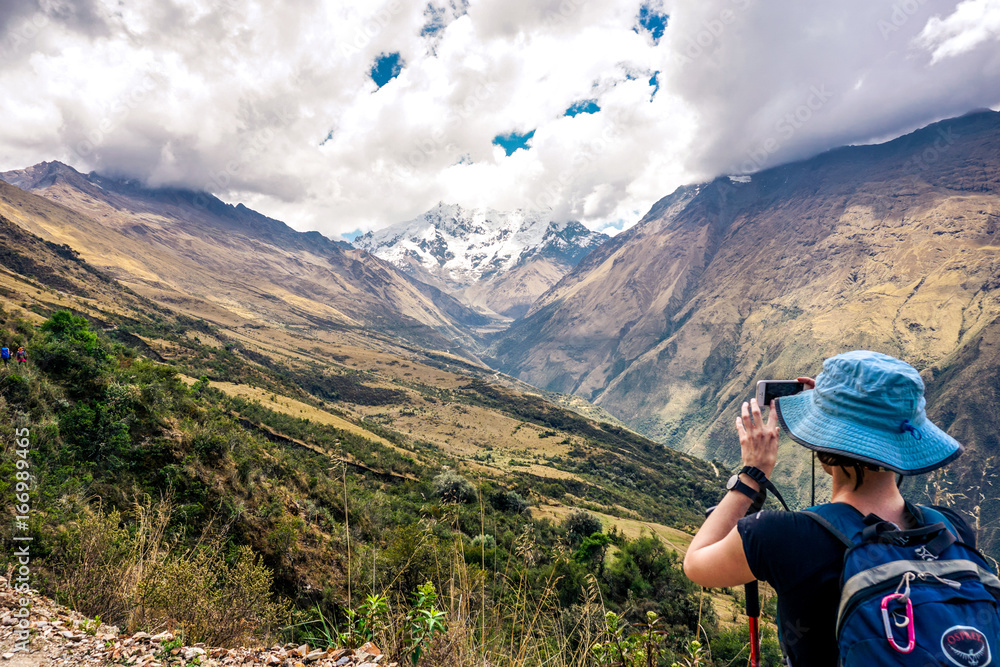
[{"xmin": 726, "ymin": 474, "xmax": 740, "ymax": 490}]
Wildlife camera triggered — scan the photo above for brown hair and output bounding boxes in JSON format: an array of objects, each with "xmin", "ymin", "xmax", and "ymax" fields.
[{"xmin": 816, "ymin": 452, "xmax": 884, "ymax": 490}]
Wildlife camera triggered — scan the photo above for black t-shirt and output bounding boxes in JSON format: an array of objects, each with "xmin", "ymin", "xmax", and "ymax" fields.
[{"xmin": 737, "ymin": 503, "xmax": 976, "ymax": 667}]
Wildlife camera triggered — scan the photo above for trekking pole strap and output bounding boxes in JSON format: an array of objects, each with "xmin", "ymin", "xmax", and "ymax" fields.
[{"xmin": 800, "ymin": 510, "xmax": 854, "ymax": 548}]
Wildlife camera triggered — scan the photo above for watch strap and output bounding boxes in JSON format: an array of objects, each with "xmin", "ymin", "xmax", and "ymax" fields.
[
  {"xmin": 740, "ymin": 466, "xmax": 790, "ymax": 511},
  {"xmin": 728, "ymin": 476, "xmax": 759, "ymax": 501}
]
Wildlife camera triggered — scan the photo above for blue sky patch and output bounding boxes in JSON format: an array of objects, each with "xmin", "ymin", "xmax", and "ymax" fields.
[
  {"xmin": 565, "ymin": 100, "xmax": 600, "ymax": 117},
  {"xmin": 492, "ymin": 130, "xmax": 535, "ymax": 156},
  {"xmin": 421, "ymin": 1, "xmax": 469, "ymax": 37},
  {"xmin": 421, "ymin": 4, "xmax": 446, "ymax": 37},
  {"xmin": 596, "ymin": 219, "xmax": 632, "ymax": 236},
  {"xmin": 649, "ymin": 71, "xmax": 660, "ymax": 99},
  {"xmin": 371, "ymin": 52, "xmax": 404, "ymax": 88},
  {"xmin": 634, "ymin": 5, "xmax": 668, "ymax": 44}
]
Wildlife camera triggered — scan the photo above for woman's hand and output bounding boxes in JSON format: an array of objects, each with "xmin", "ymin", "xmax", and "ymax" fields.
[
  {"xmin": 736, "ymin": 398, "xmax": 779, "ymax": 477},
  {"xmin": 797, "ymin": 376, "xmax": 816, "ymax": 390}
]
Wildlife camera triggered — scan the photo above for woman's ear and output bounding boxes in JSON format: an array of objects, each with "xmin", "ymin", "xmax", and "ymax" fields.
[{"xmin": 820, "ymin": 462, "xmax": 834, "ymax": 476}]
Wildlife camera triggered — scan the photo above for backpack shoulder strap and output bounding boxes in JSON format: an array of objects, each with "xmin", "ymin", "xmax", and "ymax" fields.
[
  {"xmin": 915, "ymin": 504, "xmax": 964, "ymax": 534},
  {"xmin": 914, "ymin": 504, "xmax": 984, "ymax": 560},
  {"xmin": 799, "ymin": 503, "xmax": 865, "ymax": 549}
]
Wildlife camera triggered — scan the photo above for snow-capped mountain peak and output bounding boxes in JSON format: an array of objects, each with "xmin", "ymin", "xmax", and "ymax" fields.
[
  {"xmin": 354, "ymin": 203, "xmax": 608, "ymax": 319},
  {"xmin": 356, "ymin": 203, "xmax": 607, "ymax": 289}
]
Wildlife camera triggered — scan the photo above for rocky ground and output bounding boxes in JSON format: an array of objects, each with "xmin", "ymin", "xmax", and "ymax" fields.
[{"xmin": 0, "ymin": 578, "xmax": 394, "ymax": 667}]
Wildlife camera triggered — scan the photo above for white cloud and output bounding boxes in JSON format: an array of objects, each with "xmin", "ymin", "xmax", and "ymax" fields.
[
  {"xmin": 0, "ymin": 0, "xmax": 997, "ymax": 241},
  {"xmin": 917, "ymin": 0, "xmax": 1000, "ymax": 63},
  {"xmin": 664, "ymin": 0, "xmax": 1000, "ymax": 178}
]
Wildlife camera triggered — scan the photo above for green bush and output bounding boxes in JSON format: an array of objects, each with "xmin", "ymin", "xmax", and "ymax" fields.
[
  {"xmin": 0, "ymin": 373, "xmax": 31, "ymax": 406},
  {"xmin": 432, "ymin": 469, "xmax": 475, "ymax": 503},
  {"xmin": 47, "ymin": 499, "xmax": 289, "ymax": 646},
  {"xmin": 489, "ymin": 490, "xmax": 529, "ymax": 514},
  {"xmin": 709, "ymin": 623, "xmax": 782, "ymax": 666},
  {"xmin": 34, "ymin": 310, "xmax": 113, "ymax": 397},
  {"xmin": 564, "ymin": 509, "xmax": 602, "ymax": 544}
]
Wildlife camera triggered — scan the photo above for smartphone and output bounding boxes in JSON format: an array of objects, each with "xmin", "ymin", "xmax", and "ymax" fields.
[{"xmin": 755, "ymin": 380, "xmax": 805, "ymax": 407}]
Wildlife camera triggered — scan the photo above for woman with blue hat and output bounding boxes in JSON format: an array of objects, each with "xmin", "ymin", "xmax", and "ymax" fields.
[{"xmin": 684, "ymin": 350, "xmax": 979, "ymax": 666}]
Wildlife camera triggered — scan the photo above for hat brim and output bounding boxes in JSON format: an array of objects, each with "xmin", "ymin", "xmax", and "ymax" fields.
[{"xmin": 775, "ymin": 391, "xmax": 963, "ymax": 475}]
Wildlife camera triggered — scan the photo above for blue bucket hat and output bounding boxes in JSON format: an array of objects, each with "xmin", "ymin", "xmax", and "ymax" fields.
[{"xmin": 774, "ymin": 350, "xmax": 963, "ymax": 475}]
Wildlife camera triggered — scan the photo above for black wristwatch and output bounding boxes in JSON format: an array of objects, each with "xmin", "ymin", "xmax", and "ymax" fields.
[{"xmin": 726, "ymin": 473, "xmax": 759, "ymax": 501}]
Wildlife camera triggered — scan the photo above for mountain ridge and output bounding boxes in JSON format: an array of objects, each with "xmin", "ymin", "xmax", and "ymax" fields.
[
  {"xmin": 490, "ymin": 109, "xmax": 1000, "ymax": 554},
  {"xmin": 0, "ymin": 161, "xmax": 487, "ymax": 355},
  {"xmin": 356, "ymin": 203, "xmax": 608, "ymax": 318}
]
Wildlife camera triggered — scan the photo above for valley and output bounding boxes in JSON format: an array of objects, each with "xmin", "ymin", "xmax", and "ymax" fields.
[
  {"xmin": 491, "ymin": 109, "xmax": 1000, "ymax": 557},
  {"xmin": 0, "ymin": 178, "xmax": 733, "ymax": 663},
  {"xmin": 0, "ymin": 108, "xmax": 997, "ymax": 666}
]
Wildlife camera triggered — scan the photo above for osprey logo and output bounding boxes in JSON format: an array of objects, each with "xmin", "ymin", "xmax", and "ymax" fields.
[
  {"xmin": 914, "ymin": 545, "xmax": 939, "ymax": 561},
  {"xmin": 941, "ymin": 626, "xmax": 991, "ymax": 667}
]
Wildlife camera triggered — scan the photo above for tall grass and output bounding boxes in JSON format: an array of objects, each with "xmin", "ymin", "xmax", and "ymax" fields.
[{"xmin": 45, "ymin": 494, "xmax": 290, "ymax": 645}]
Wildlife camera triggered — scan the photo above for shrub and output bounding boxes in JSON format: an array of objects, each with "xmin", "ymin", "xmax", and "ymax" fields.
[
  {"xmin": 489, "ymin": 490, "xmax": 529, "ymax": 514},
  {"xmin": 35, "ymin": 311, "xmax": 113, "ymax": 397},
  {"xmin": 431, "ymin": 469, "xmax": 475, "ymax": 503},
  {"xmin": 471, "ymin": 534, "xmax": 496, "ymax": 550},
  {"xmin": 0, "ymin": 373, "xmax": 31, "ymax": 406},
  {"xmin": 137, "ymin": 545, "xmax": 289, "ymax": 645},
  {"xmin": 46, "ymin": 497, "xmax": 290, "ymax": 646},
  {"xmin": 564, "ymin": 509, "xmax": 602, "ymax": 544}
]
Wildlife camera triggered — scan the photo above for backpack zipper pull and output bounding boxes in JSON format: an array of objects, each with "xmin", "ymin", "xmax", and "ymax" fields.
[{"xmin": 917, "ymin": 571, "xmax": 962, "ymax": 589}]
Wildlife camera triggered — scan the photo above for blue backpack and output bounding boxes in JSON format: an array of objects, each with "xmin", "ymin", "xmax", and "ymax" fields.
[
  {"xmin": 802, "ymin": 503, "xmax": 1000, "ymax": 666},
  {"xmin": 1, "ymin": 347, "xmax": 8, "ymax": 359}
]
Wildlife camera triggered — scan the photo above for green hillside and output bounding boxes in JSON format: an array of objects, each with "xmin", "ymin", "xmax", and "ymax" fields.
[{"xmin": 0, "ymin": 211, "xmax": 772, "ymax": 665}]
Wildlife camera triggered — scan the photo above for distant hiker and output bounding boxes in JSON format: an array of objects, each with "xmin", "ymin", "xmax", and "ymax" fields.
[
  {"xmin": 0, "ymin": 346, "xmax": 8, "ymax": 365},
  {"xmin": 683, "ymin": 350, "xmax": 993, "ymax": 666},
  {"xmin": 15, "ymin": 347, "xmax": 26, "ymax": 364}
]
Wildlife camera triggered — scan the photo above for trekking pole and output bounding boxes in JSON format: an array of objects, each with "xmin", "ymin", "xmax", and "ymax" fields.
[
  {"xmin": 747, "ymin": 581, "xmax": 761, "ymax": 667},
  {"xmin": 705, "ymin": 487, "xmax": 768, "ymax": 667},
  {"xmin": 744, "ymin": 489, "xmax": 766, "ymax": 667}
]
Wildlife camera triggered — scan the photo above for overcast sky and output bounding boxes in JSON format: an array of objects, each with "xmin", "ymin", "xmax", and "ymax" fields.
[{"xmin": 1, "ymin": 0, "xmax": 998, "ymax": 238}]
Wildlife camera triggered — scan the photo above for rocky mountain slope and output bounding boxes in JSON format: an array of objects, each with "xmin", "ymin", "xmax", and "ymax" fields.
[
  {"xmin": 355, "ymin": 203, "xmax": 608, "ymax": 318},
  {"xmin": 491, "ymin": 110, "xmax": 1000, "ymax": 554},
  {"xmin": 0, "ymin": 162, "xmax": 486, "ymax": 355},
  {"xmin": 0, "ymin": 180, "xmax": 727, "ymax": 662}
]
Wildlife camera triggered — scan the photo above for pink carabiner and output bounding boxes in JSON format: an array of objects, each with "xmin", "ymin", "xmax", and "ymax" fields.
[{"xmin": 881, "ymin": 592, "xmax": 915, "ymax": 654}]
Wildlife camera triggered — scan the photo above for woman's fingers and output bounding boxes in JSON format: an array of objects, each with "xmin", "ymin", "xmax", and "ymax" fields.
[
  {"xmin": 767, "ymin": 400, "xmax": 779, "ymax": 428},
  {"xmin": 736, "ymin": 398, "xmax": 781, "ymax": 475}
]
